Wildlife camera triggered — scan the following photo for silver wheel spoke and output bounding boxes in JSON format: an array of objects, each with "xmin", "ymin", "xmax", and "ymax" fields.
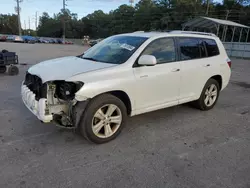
[
  {"xmin": 95, "ymin": 109, "xmax": 105, "ymax": 120},
  {"xmin": 205, "ymin": 89, "xmax": 209, "ymax": 95},
  {"xmin": 209, "ymin": 84, "xmax": 215, "ymax": 93},
  {"xmin": 93, "ymin": 121, "xmax": 104, "ymax": 134},
  {"xmin": 204, "ymin": 96, "xmax": 209, "ymax": 105},
  {"xmin": 110, "ymin": 115, "xmax": 122, "ymax": 124},
  {"xmin": 211, "ymin": 90, "xmax": 217, "ymax": 96},
  {"xmin": 104, "ymin": 124, "xmax": 113, "ymax": 137},
  {"xmin": 106, "ymin": 104, "xmax": 117, "ymax": 116},
  {"xmin": 209, "ymin": 97, "xmax": 213, "ymax": 105}
]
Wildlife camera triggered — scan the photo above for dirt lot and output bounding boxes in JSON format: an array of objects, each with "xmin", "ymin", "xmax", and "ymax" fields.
[{"xmin": 0, "ymin": 42, "xmax": 250, "ymax": 188}]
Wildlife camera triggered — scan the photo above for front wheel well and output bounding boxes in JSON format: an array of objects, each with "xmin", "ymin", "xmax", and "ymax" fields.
[
  {"xmin": 105, "ymin": 90, "xmax": 132, "ymax": 116},
  {"xmin": 210, "ymin": 75, "xmax": 222, "ymax": 89}
]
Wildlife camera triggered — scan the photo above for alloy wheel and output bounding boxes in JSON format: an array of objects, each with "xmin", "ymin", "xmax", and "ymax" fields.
[
  {"xmin": 92, "ymin": 104, "xmax": 122, "ymax": 138},
  {"xmin": 204, "ymin": 84, "xmax": 218, "ymax": 107}
]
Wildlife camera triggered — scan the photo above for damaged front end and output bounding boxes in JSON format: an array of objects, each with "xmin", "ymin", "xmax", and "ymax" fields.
[{"xmin": 22, "ymin": 72, "xmax": 86, "ymax": 128}]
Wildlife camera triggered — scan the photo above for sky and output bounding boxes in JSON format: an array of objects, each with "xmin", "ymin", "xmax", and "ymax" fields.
[{"xmin": 0, "ymin": 0, "xmax": 140, "ymax": 30}]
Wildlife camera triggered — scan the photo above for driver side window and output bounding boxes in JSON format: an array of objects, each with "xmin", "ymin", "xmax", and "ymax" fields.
[{"xmin": 142, "ymin": 38, "xmax": 176, "ymax": 64}]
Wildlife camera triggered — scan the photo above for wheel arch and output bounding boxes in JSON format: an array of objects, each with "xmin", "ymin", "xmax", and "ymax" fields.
[
  {"xmin": 103, "ymin": 90, "xmax": 132, "ymax": 116},
  {"xmin": 77, "ymin": 89, "xmax": 133, "ymax": 116},
  {"xmin": 210, "ymin": 75, "xmax": 223, "ymax": 90},
  {"xmin": 197, "ymin": 75, "xmax": 223, "ymax": 99},
  {"xmin": 73, "ymin": 89, "xmax": 132, "ymax": 128}
]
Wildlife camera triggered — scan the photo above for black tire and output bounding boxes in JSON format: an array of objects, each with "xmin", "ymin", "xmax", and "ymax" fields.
[
  {"xmin": 0, "ymin": 66, "xmax": 7, "ymax": 73},
  {"xmin": 78, "ymin": 94, "xmax": 127, "ymax": 144},
  {"xmin": 2, "ymin": 49, "xmax": 8, "ymax": 53},
  {"xmin": 8, "ymin": 65, "xmax": 19, "ymax": 76},
  {"xmin": 193, "ymin": 78, "xmax": 220, "ymax": 111}
]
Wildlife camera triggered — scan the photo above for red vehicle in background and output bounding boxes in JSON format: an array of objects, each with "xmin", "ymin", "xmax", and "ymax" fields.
[
  {"xmin": 64, "ymin": 40, "xmax": 74, "ymax": 45},
  {"xmin": 0, "ymin": 35, "xmax": 8, "ymax": 42}
]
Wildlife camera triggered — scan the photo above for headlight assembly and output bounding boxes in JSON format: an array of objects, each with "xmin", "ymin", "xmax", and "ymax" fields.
[{"xmin": 54, "ymin": 81, "xmax": 84, "ymax": 100}]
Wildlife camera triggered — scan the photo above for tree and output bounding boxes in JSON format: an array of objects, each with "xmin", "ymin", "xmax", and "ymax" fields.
[
  {"xmin": 111, "ymin": 5, "xmax": 135, "ymax": 34},
  {"xmin": 0, "ymin": 14, "xmax": 19, "ymax": 34},
  {"xmin": 32, "ymin": 1, "xmax": 250, "ymax": 39},
  {"xmin": 81, "ymin": 10, "xmax": 112, "ymax": 38}
]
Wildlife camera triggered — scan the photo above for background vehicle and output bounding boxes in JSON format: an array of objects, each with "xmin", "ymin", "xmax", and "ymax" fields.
[
  {"xmin": 21, "ymin": 31, "xmax": 231, "ymax": 144},
  {"xmin": 48, "ymin": 38, "xmax": 56, "ymax": 43},
  {"xmin": 37, "ymin": 38, "xmax": 49, "ymax": 43},
  {"xmin": 6, "ymin": 35, "xmax": 15, "ymax": 42},
  {"xmin": 0, "ymin": 35, "xmax": 8, "ymax": 42},
  {"xmin": 6, "ymin": 35, "xmax": 24, "ymax": 43},
  {"xmin": 89, "ymin": 38, "xmax": 103, "ymax": 46},
  {"xmin": 64, "ymin": 40, "xmax": 74, "ymax": 44},
  {"xmin": 57, "ymin": 39, "xmax": 63, "ymax": 44},
  {"xmin": 22, "ymin": 35, "xmax": 36, "ymax": 43}
]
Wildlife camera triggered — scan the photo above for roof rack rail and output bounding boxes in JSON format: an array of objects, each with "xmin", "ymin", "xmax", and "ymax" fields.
[
  {"xmin": 133, "ymin": 31, "xmax": 144, "ymax": 33},
  {"xmin": 169, "ymin": 30, "xmax": 217, "ymax": 37}
]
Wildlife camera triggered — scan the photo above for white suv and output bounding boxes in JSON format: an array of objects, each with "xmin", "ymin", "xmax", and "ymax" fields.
[{"xmin": 21, "ymin": 31, "xmax": 231, "ymax": 144}]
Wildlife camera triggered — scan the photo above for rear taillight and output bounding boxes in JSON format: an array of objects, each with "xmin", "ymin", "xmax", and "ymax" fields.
[{"xmin": 226, "ymin": 58, "xmax": 231, "ymax": 68}]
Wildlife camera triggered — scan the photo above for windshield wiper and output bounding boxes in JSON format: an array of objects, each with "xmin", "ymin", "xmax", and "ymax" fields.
[
  {"xmin": 81, "ymin": 56, "xmax": 113, "ymax": 64},
  {"xmin": 82, "ymin": 57, "xmax": 98, "ymax": 61}
]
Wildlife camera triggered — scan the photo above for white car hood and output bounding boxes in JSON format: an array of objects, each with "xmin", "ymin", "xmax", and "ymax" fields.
[{"xmin": 28, "ymin": 56, "xmax": 116, "ymax": 83}]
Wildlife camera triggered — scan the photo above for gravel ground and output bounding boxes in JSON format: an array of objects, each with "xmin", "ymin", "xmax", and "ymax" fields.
[{"xmin": 0, "ymin": 42, "xmax": 250, "ymax": 188}]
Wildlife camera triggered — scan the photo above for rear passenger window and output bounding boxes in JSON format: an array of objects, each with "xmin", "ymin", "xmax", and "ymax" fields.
[
  {"xmin": 203, "ymin": 39, "xmax": 219, "ymax": 57},
  {"xmin": 178, "ymin": 38, "xmax": 200, "ymax": 60},
  {"xmin": 199, "ymin": 40, "xmax": 206, "ymax": 58},
  {"xmin": 142, "ymin": 38, "xmax": 176, "ymax": 64}
]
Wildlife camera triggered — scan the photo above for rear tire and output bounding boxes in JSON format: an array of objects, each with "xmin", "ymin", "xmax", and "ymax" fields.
[
  {"xmin": 2, "ymin": 49, "xmax": 8, "ymax": 53},
  {"xmin": 8, "ymin": 65, "xmax": 19, "ymax": 76},
  {"xmin": 78, "ymin": 94, "xmax": 127, "ymax": 144},
  {"xmin": 193, "ymin": 78, "xmax": 220, "ymax": 111},
  {"xmin": 0, "ymin": 66, "xmax": 7, "ymax": 73}
]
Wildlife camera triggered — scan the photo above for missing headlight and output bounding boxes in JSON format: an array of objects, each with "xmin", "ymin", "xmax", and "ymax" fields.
[{"xmin": 54, "ymin": 81, "xmax": 83, "ymax": 100}]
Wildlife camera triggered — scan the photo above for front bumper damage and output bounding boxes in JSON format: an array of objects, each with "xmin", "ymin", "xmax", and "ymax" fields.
[
  {"xmin": 21, "ymin": 83, "xmax": 52, "ymax": 123},
  {"xmin": 21, "ymin": 82, "xmax": 89, "ymax": 128}
]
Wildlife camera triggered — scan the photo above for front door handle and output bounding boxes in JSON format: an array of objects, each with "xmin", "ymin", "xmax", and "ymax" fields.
[
  {"xmin": 172, "ymin": 68, "xmax": 180, "ymax": 72},
  {"xmin": 140, "ymin": 75, "xmax": 148, "ymax": 78},
  {"xmin": 204, "ymin": 64, "xmax": 210, "ymax": 67}
]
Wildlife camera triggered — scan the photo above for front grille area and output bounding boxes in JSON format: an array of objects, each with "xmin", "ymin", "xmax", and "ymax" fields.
[{"xmin": 24, "ymin": 72, "xmax": 47, "ymax": 100}]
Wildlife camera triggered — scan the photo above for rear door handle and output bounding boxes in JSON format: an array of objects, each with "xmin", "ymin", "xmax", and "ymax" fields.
[
  {"xmin": 204, "ymin": 64, "xmax": 210, "ymax": 67},
  {"xmin": 171, "ymin": 68, "xmax": 180, "ymax": 72}
]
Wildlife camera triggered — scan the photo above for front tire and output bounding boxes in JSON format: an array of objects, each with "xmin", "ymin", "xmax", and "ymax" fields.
[
  {"xmin": 78, "ymin": 94, "xmax": 127, "ymax": 144},
  {"xmin": 193, "ymin": 78, "xmax": 220, "ymax": 111}
]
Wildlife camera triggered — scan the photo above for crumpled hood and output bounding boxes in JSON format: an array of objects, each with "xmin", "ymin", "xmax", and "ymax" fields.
[{"xmin": 28, "ymin": 56, "xmax": 116, "ymax": 83}]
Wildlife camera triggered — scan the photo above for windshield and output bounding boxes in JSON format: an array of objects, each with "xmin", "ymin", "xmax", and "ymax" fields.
[{"xmin": 82, "ymin": 35, "xmax": 148, "ymax": 64}]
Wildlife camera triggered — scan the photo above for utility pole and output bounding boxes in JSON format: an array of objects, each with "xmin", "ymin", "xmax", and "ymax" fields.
[
  {"xmin": 206, "ymin": 0, "xmax": 210, "ymax": 16},
  {"xmin": 63, "ymin": 0, "xmax": 66, "ymax": 42},
  {"xmin": 24, "ymin": 20, "xmax": 26, "ymax": 30},
  {"xmin": 35, "ymin": 11, "xmax": 38, "ymax": 31},
  {"xmin": 15, "ymin": 0, "xmax": 22, "ymax": 36},
  {"xmin": 28, "ymin": 16, "xmax": 30, "ymax": 30},
  {"xmin": 24, "ymin": 20, "xmax": 26, "ymax": 35}
]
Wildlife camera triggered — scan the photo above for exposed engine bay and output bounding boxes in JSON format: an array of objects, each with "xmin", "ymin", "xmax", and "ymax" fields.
[{"xmin": 24, "ymin": 72, "xmax": 84, "ymax": 128}]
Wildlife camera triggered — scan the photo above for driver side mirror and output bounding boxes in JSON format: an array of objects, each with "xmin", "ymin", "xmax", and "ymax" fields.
[{"xmin": 138, "ymin": 55, "xmax": 157, "ymax": 66}]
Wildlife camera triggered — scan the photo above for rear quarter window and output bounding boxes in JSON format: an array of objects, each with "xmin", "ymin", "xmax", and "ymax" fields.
[
  {"xmin": 203, "ymin": 39, "xmax": 220, "ymax": 57},
  {"xmin": 178, "ymin": 38, "xmax": 203, "ymax": 60}
]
